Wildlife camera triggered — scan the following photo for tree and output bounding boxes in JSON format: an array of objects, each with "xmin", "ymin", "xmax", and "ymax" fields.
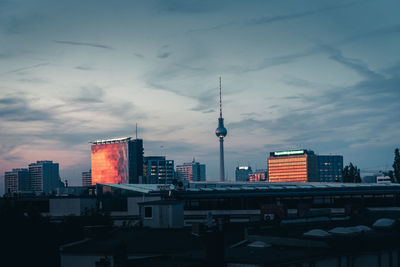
[
  {"xmin": 388, "ymin": 170, "xmax": 395, "ymax": 183},
  {"xmin": 342, "ymin": 162, "xmax": 361, "ymax": 183},
  {"xmin": 393, "ymin": 148, "xmax": 400, "ymax": 183}
]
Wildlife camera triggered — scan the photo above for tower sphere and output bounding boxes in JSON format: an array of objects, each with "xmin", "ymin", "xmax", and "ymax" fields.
[{"xmin": 215, "ymin": 125, "xmax": 227, "ymax": 138}]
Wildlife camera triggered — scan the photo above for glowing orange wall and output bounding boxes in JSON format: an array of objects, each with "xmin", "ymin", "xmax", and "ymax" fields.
[
  {"xmin": 268, "ymin": 154, "xmax": 308, "ymax": 183},
  {"xmin": 91, "ymin": 143, "xmax": 129, "ymax": 184}
]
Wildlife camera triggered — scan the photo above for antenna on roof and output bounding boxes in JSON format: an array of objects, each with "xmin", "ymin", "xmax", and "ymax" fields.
[{"xmin": 136, "ymin": 123, "xmax": 138, "ymax": 139}]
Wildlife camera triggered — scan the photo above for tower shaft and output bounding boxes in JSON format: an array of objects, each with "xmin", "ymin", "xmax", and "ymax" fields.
[{"xmin": 219, "ymin": 137, "xmax": 225, "ymax": 181}]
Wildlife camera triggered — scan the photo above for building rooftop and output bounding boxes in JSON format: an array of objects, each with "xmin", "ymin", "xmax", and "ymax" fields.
[
  {"xmin": 98, "ymin": 183, "xmax": 175, "ymax": 194},
  {"xmin": 90, "ymin": 137, "xmax": 135, "ymax": 145},
  {"xmin": 98, "ymin": 182, "xmax": 400, "ymax": 196}
]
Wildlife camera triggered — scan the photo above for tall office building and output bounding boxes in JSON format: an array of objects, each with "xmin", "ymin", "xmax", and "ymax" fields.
[
  {"xmin": 28, "ymin": 160, "xmax": 61, "ymax": 193},
  {"xmin": 143, "ymin": 156, "xmax": 174, "ymax": 184},
  {"xmin": 268, "ymin": 150, "xmax": 317, "ymax": 183},
  {"xmin": 82, "ymin": 170, "xmax": 92, "ymax": 186},
  {"xmin": 215, "ymin": 78, "xmax": 227, "ymax": 182},
  {"xmin": 235, "ymin": 166, "xmax": 252, "ymax": 182},
  {"xmin": 4, "ymin": 168, "xmax": 30, "ymax": 194},
  {"xmin": 176, "ymin": 160, "xmax": 206, "ymax": 182},
  {"xmin": 316, "ymin": 155, "xmax": 343, "ymax": 182},
  {"xmin": 91, "ymin": 137, "xmax": 143, "ymax": 184}
]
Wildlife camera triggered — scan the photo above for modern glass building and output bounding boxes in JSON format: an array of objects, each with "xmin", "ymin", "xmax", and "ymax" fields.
[
  {"xmin": 268, "ymin": 150, "xmax": 317, "ymax": 183},
  {"xmin": 82, "ymin": 170, "xmax": 92, "ymax": 186},
  {"xmin": 176, "ymin": 160, "xmax": 206, "ymax": 182},
  {"xmin": 235, "ymin": 166, "xmax": 252, "ymax": 182},
  {"xmin": 91, "ymin": 137, "xmax": 143, "ymax": 184},
  {"xmin": 28, "ymin": 160, "xmax": 61, "ymax": 193},
  {"xmin": 143, "ymin": 156, "xmax": 174, "ymax": 184},
  {"xmin": 316, "ymin": 155, "xmax": 343, "ymax": 182}
]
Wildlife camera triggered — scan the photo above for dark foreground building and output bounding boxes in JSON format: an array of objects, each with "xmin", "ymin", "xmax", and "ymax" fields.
[{"xmin": 59, "ymin": 213, "xmax": 400, "ymax": 267}]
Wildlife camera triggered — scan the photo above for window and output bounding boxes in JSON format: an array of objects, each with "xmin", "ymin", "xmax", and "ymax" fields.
[{"xmin": 144, "ymin": 206, "xmax": 152, "ymax": 219}]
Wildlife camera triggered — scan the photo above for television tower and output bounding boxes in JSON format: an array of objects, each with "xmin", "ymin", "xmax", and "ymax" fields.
[{"xmin": 215, "ymin": 77, "xmax": 227, "ymax": 182}]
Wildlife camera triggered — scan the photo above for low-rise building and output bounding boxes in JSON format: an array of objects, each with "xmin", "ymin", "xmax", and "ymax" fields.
[
  {"xmin": 176, "ymin": 160, "xmax": 206, "ymax": 182},
  {"xmin": 235, "ymin": 166, "xmax": 252, "ymax": 182},
  {"xmin": 143, "ymin": 156, "xmax": 174, "ymax": 184}
]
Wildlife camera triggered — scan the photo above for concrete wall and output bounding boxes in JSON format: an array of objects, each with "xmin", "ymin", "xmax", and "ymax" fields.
[
  {"xmin": 141, "ymin": 205, "xmax": 161, "ymax": 228},
  {"xmin": 169, "ymin": 203, "xmax": 184, "ymax": 228},
  {"xmin": 141, "ymin": 204, "xmax": 184, "ymax": 228},
  {"xmin": 127, "ymin": 196, "xmax": 160, "ymax": 216}
]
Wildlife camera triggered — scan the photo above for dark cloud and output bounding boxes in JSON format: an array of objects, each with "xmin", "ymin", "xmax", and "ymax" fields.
[
  {"xmin": 157, "ymin": 52, "xmax": 171, "ymax": 59},
  {"xmin": 0, "ymin": 95, "xmax": 54, "ymax": 122},
  {"xmin": 54, "ymin": 40, "xmax": 113, "ymax": 50}
]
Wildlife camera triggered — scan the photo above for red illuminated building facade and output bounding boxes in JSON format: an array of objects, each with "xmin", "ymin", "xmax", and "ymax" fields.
[
  {"xmin": 268, "ymin": 150, "xmax": 317, "ymax": 183},
  {"xmin": 91, "ymin": 137, "xmax": 143, "ymax": 185},
  {"xmin": 249, "ymin": 169, "xmax": 268, "ymax": 182}
]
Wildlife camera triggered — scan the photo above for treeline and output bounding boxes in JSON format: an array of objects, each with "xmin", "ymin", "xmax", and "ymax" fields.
[{"xmin": 342, "ymin": 148, "xmax": 400, "ymax": 183}]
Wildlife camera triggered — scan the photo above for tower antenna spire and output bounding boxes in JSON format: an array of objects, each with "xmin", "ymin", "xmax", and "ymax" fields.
[
  {"xmin": 136, "ymin": 123, "xmax": 138, "ymax": 139},
  {"xmin": 219, "ymin": 76, "xmax": 222, "ymax": 118}
]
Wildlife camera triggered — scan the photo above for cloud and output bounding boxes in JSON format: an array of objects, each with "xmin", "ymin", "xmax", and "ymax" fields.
[
  {"xmin": 0, "ymin": 12, "xmax": 47, "ymax": 34},
  {"xmin": 75, "ymin": 65, "xmax": 93, "ymax": 71},
  {"xmin": 3, "ymin": 63, "xmax": 48, "ymax": 74},
  {"xmin": 70, "ymin": 86, "xmax": 104, "ymax": 103},
  {"xmin": 156, "ymin": 0, "xmax": 220, "ymax": 14},
  {"xmin": 186, "ymin": 22, "xmax": 237, "ymax": 35},
  {"xmin": 248, "ymin": 1, "xmax": 360, "ymax": 25},
  {"xmin": 190, "ymin": 88, "xmax": 217, "ymax": 112},
  {"xmin": 54, "ymin": 40, "xmax": 113, "ymax": 50},
  {"xmin": 336, "ymin": 24, "xmax": 400, "ymax": 46},
  {"xmin": 228, "ymin": 53, "xmax": 400, "ymax": 153},
  {"xmin": 202, "ymin": 109, "xmax": 215, "ymax": 114},
  {"xmin": 157, "ymin": 52, "xmax": 171, "ymax": 59},
  {"xmin": 0, "ymin": 95, "xmax": 54, "ymax": 122},
  {"xmin": 134, "ymin": 53, "xmax": 144, "ymax": 59},
  {"xmin": 318, "ymin": 45, "xmax": 383, "ymax": 80},
  {"xmin": 186, "ymin": 2, "xmax": 360, "ymax": 35}
]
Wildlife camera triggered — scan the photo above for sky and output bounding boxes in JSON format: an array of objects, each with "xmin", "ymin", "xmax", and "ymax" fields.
[{"xmin": 0, "ymin": 0, "xmax": 399, "ymax": 192}]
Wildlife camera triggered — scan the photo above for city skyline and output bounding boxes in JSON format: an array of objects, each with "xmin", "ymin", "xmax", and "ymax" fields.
[{"xmin": 1, "ymin": 0, "xmax": 400, "ymax": 193}]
